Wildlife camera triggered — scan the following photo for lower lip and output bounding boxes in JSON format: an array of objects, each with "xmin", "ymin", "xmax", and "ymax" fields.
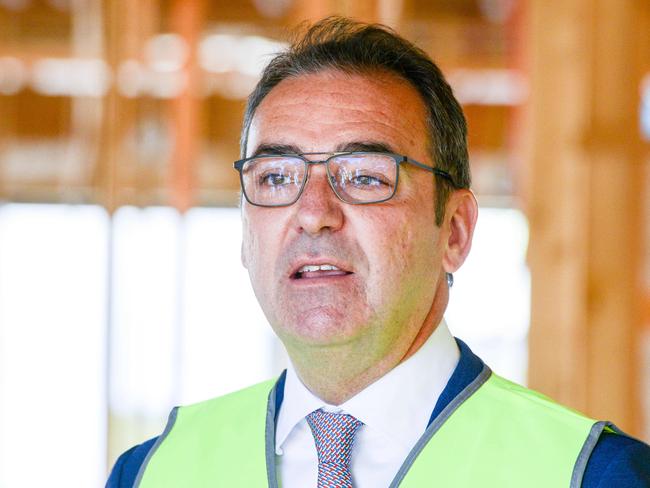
[{"xmin": 290, "ymin": 271, "xmax": 353, "ymax": 284}]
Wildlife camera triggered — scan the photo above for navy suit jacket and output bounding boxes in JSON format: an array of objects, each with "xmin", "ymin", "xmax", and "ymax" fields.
[{"xmin": 107, "ymin": 339, "xmax": 650, "ymax": 487}]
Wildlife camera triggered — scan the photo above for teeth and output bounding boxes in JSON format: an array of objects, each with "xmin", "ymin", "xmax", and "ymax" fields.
[{"xmin": 298, "ymin": 264, "xmax": 341, "ymax": 273}]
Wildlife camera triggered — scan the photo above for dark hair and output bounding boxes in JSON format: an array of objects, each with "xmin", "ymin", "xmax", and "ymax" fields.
[{"xmin": 240, "ymin": 16, "xmax": 470, "ymax": 224}]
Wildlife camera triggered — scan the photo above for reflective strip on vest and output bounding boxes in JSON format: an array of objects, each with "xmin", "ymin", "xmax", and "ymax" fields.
[{"xmin": 136, "ymin": 372, "xmax": 601, "ymax": 487}]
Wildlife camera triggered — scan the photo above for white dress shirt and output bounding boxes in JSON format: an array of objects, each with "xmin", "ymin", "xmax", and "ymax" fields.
[{"xmin": 275, "ymin": 319, "xmax": 460, "ymax": 487}]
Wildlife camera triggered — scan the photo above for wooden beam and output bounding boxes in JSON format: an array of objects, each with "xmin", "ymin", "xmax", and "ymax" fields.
[
  {"xmin": 168, "ymin": 0, "xmax": 204, "ymax": 213},
  {"xmin": 525, "ymin": 0, "xmax": 647, "ymax": 435},
  {"xmin": 101, "ymin": 0, "xmax": 160, "ymax": 470},
  {"xmin": 97, "ymin": 0, "xmax": 123, "ymax": 213}
]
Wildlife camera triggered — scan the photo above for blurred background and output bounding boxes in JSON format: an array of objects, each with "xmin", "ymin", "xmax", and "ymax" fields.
[{"xmin": 0, "ymin": 0, "xmax": 648, "ymax": 486}]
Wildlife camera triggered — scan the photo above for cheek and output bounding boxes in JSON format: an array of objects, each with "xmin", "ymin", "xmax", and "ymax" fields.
[
  {"xmin": 244, "ymin": 211, "xmax": 296, "ymax": 299},
  {"xmin": 241, "ymin": 213, "xmax": 255, "ymax": 269},
  {"xmin": 242, "ymin": 212, "xmax": 273, "ymax": 283},
  {"xmin": 364, "ymin": 213, "xmax": 439, "ymax": 293}
]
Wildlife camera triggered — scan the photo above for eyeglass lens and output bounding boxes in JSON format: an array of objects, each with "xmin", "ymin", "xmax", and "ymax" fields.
[{"xmin": 241, "ymin": 153, "xmax": 398, "ymax": 206}]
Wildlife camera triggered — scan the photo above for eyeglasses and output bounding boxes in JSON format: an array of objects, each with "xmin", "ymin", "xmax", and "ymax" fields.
[{"xmin": 233, "ymin": 151, "xmax": 457, "ymax": 207}]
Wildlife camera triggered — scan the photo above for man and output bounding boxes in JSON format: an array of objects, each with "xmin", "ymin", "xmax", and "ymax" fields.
[{"xmin": 108, "ymin": 17, "xmax": 650, "ymax": 487}]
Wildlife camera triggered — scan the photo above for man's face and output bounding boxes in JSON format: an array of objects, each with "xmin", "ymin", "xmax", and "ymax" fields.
[{"xmin": 241, "ymin": 70, "xmax": 448, "ymax": 358}]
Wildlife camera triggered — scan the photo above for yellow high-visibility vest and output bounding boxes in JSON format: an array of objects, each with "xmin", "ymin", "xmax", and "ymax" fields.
[{"xmin": 136, "ymin": 369, "xmax": 609, "ymax": 487}]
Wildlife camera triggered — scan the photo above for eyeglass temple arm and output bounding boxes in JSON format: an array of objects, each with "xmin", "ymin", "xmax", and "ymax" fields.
[{"xmin": 403, "ymin": 157, "xmax": 459, "ymax": 188}]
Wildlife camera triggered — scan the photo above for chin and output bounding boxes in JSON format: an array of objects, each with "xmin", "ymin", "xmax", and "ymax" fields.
[{"xmin": 276, "ymin": 307, "xmax": 365, "ymax": 346}]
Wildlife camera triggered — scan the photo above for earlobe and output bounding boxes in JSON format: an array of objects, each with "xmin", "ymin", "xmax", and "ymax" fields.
[{"xmin": 442, "ymin": 189, "xmax": 478, "ymax": 273}]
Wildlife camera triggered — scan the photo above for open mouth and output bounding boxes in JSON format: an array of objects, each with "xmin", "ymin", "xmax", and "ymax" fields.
[{"xmin": 291, "ymin": 264, "xmax": 353, "ymax": 280}]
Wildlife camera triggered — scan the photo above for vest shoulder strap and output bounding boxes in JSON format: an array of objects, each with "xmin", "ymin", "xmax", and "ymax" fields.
[
  {"xmin": 136, "ymin": 378, "xmax": 276, "ymax": 488},
  {"xmin": 399, "ymin": 372, "xmax": 601, "ymax": 488}
]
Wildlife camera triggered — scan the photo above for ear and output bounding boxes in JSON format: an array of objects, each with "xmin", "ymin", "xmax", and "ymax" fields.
[{"xmin": 441, "ymin": 189, "xmax": 478, "ymax": 273}]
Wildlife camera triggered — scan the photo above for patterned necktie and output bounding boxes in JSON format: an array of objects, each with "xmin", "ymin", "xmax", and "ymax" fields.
[{"xmin": 306, "ymin": 409, "xmax": 363, "ymax": 488}]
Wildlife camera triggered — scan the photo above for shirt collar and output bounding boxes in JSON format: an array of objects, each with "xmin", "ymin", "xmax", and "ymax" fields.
[{"xmin": 275, "ymin": 319, "xmax": 460, "ymax": 452}]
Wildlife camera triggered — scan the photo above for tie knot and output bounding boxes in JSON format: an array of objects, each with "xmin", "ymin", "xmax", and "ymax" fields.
[{"xmin": 306, "ymin": 409, "xmax": 363, "ymax": 466}]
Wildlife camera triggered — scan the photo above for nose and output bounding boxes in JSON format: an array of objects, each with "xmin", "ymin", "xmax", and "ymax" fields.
[{"xmin": 293, "ymin": 164, "xmax": 344, "ymax": 236}]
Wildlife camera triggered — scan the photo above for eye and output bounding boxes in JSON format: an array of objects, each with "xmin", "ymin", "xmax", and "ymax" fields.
[
  {"xmin": 259, "ymin": 172, "xmax": 292, "ymax": 187},
  {"xmin": 349, "ymin": 173, "xmax": 388, "ymax": 187}
]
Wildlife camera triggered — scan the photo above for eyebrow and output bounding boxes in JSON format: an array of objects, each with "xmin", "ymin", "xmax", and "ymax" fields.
[
  {"xmin": 335, "ymin": 141, "xmax": 396, "ymax": 153},
  {"xmin": 251, "ymin": 141, "xmax": 399, "ymax": 157},
  {"xmin": 251, "ymin": 143, "xmax": 302, "ymax": 156}
]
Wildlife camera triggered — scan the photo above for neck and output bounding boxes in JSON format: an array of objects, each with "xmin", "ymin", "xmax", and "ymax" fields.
[{"xmin": 285, "ymin": 279, "xmax": 449, "ymax": 405}]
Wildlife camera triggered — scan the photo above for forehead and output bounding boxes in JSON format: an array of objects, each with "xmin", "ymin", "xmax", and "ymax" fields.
[{"xmin": 246, "ymin": 70, "xmax": 430, "ymax": 158}]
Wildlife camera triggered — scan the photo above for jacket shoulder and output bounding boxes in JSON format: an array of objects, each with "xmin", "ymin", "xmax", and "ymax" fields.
[
  {"xmin": 583, "ymin": 431, "xmax": 650, "ymax": 487},
  {"xmin": 105, "ymin": 437, "xmax": 157, "ymax": 488}
]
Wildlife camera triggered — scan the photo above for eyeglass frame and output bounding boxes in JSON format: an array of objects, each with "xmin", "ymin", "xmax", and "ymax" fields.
[{"xmin": 233, "ymin": 151, "xmax": 459, "ymax": 208}]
